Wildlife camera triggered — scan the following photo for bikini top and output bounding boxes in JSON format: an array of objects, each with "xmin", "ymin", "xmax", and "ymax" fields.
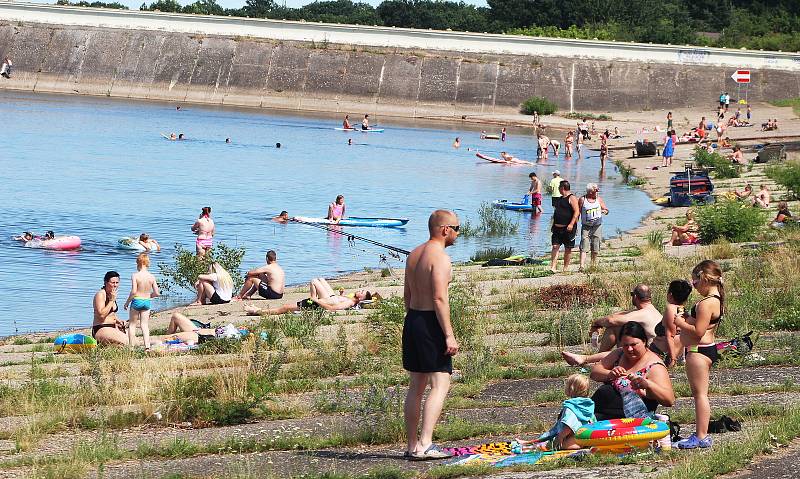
[
  {"xmin": 690, "ymin": 294, "xmax": 723, "ymax": 325},
  {"xmin": 101, "ymin": 289, "xmax": 118, "ymax": 313},
  {"xmin": 610, "ymin": 350, "xmax": 665, "ymax": 392}
]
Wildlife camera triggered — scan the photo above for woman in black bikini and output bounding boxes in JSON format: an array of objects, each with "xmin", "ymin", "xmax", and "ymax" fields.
[
  {"xmin": 674, "ymin": 260, "xmax": 724, "ymax": 449},
  {"xmin": 92, "ymin": 271, "xmax": 128, "ymax": 345}
]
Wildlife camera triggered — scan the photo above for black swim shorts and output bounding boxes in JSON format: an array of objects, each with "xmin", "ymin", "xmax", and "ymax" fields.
[
  {"xmin": 258, "ymin": 282, "xmax": 284, "ymax": 300},
  {"xmin": 551, "ymin": 225, "xmax": 576, "ymax": 249},
  {"xmin": 402, "ymin": 309, "xmax": 453, "ymax": 374},
  {"xmin": 296, "ymin": 298, "xmax": 321, "ymax": 310}
]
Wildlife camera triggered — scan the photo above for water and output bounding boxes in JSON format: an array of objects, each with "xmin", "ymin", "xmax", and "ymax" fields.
[{"xmin": 0, "ymin": 91, "xmax": 655, "ymax": 335}]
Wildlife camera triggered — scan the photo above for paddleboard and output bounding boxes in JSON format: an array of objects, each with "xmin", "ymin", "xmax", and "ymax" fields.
[
  {"xmin": 482, "ymin": 135, "xmax": 501, "ymax": 140},
  {"xmin": 335, "ymin": 128, "xmax": 385, "ymax": 133},
  {"xmin": 293, "ymin": 216, "xmax": 408, "ymax": 227},
  {"xmin": 492, "ymin": 199, "xmax": 534, "ymax": 212},
  {"xmin": 475, "ymin": 153, "xmax": 534, "ymax": 165}
]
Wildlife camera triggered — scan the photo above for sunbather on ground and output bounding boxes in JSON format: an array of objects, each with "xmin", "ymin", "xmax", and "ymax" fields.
[
  {"xmin": 245, "ymin": 277, "xmax": 373, "ymax": 315},
  {"xmin": 165, "ymin": 312, "xmax": 217, "ymax": 344},
  {"xmin": 670, "ymin": 210, "xmax": 699, "ymax": 245}
]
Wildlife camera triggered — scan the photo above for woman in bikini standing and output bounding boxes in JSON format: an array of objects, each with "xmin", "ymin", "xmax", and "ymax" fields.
[
  {"xmin": 191, "ymin": 206, "xmax": 215, "ymax": 256},
  {"xmin": 92, "ymin": 271, "xmax": 128, "ymax": 345},
  {"xmin": 673, "ymin": 260, "xmax": 724, "ymax": 449}
]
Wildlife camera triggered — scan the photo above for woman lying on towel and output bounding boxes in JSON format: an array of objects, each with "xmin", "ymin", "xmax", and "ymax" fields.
[{"xmin": 245, "ymin": 277, "xmax": 374, "ymax": 315}]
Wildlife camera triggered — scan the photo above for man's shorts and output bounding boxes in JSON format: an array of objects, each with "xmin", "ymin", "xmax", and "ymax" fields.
[
  {"xmin": 580, "ymin": 223, "xmax": 602, "ymax": 253},
  {"xmin": 402, "ymin": 309, "xmax": 452, "ymax": 374},
  {"xmin": 551, "ymin": 225, "xmax": 576, "ymax": 249},
  {"xmin": 258, "ymin": 282, "xmax": 284, "ymax": 300},
  {"xmin": 531, "ymin": 193, "xmax": 542, "ymax": 206}
]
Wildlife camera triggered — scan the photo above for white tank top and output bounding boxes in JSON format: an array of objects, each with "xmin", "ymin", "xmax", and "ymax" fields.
[{"xmin": 581, "ymin": 196, "xmax": 603, "ymax": 226}]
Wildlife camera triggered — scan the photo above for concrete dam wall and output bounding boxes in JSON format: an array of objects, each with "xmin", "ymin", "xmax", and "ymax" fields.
[{"xmin": 1, "ymin": 4, "xmax": 799, "ymax": 116}]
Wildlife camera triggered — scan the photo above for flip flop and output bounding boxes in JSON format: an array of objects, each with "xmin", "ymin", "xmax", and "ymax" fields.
[{"xmin": 410, "ymin": 444, "xmax": 453, "ymax": 461}]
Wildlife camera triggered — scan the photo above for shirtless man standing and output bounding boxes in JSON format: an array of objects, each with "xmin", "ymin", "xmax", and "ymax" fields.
[
  {"xmin": 526, "ymin": 172, "xmax": 542, "ymax": 214},
  {"xmin": 124, "ymin": 253, "xmax": 160, "ymax": 350},
  {"xmin": 236, "ymin": 250, "xmax": 285, "ymax": 300},
  {"xmin": 403, "ymin": 210, "xmax": 460, "ymax": 461}
]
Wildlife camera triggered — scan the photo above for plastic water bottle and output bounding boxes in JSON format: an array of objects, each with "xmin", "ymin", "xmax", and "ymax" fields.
[
  {"xmin": 654, "ymin": 413, "xmax": 671, "ymax": 451},
  {"xmin": 591, "ymin": 331, "xmax": 599, "ymax": 349},
  {"xmin": 621, "ymin": 387, "xmax": 649, "ymax": 418}
]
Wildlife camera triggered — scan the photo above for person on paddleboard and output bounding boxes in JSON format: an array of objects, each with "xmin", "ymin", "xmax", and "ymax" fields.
[
  {"xmin": 327, "ymin": 195, "xmax": 346, "ymax": 223},
  {"xmin": 362, "ymin": 114, "xmax": 371, "ymax": 130},
  {"xmin": 343, "ymin": 115, "xmax": 352, "ymax": 130}
]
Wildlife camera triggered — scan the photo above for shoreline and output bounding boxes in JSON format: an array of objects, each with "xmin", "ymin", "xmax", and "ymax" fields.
[{"xmin": 4, "ymin": 99, "xmax": 799, "ymax": 341}]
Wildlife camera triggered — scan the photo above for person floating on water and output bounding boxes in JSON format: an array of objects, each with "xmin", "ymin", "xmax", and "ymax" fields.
[
  {"xmin": 272, "ymin": 211, "xmax": 290, "ymax": 224},
  {"xmin": 138, "ymin": 233, "xmax": 160, "ymax": 252},
  {"xmin": 327, "ymin": 195, "xmax": 346, "ymax": 223},
  {"xmin": 276, "ymin": 142, "xmax": 281, "ymax": 148},
  {"xmin": 0, "ymin": 57, "xmax": 12, "ymax": 79},
  {"xmin": 452, "ymin": 137, "xmax": 460, "ymax": 149},
  {"xmin": 169, "ymin": 133, "xmax": 177, "ymax": 140},
  {"xmin": 343, "ymin": 115, "xmax": 352, "ymax": 130},
  {"xmin": 225, "ymin": 138, "xmax": 231, "ymax": 143},
  {"xmin": 178, "ymin": 133, "xmax": 185, "ymax": 140},
  {"xmin": 348, "ymin": 138, "xmax": 353, "ymax": 146},
  {"xmin": 362, "ymin": 114, "xmax": 371, "ymax": 130}
]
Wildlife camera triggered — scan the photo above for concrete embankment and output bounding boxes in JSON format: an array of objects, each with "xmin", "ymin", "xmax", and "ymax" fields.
[{"xmin": 0, "ymin": 3, "xmax": 799, "ymax": 117}]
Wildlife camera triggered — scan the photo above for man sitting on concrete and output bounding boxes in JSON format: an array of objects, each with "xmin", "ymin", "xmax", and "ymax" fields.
[
  {"xmin": 562, "ymin": 284, "xmax": 662, "ymax": 366},
  {"xmin": 234, "ymin": 250, "xmax": 285, "ymax": 300}
]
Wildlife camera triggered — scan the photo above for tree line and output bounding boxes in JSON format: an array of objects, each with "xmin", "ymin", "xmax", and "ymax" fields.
[{"xmin": 55, "ymin": 0, "xmax": 800, "ymax": 52}]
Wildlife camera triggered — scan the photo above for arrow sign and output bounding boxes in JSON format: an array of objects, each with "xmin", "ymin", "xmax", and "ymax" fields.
[{"xmin": 731, "ymin": 70, "xmax": 751, "ymax": 83}]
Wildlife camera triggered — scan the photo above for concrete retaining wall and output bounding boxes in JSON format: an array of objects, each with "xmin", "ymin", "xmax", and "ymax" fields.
[{"xmin": 0, "ymin": 4, "xmax": 799, "ymax": 116}]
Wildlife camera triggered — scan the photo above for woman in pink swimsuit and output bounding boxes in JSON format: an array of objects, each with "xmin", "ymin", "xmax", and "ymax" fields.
[
  {"xmin": 327, "ymin": 195, "xmax": 346, "ymax": 223},
  {"xmin": 191, "ymin": 206, "xmax": 215, "ymax": 256}
]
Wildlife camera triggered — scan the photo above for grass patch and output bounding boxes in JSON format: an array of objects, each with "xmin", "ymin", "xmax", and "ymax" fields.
[
  {"xmin": 470, "ymin": 246, "xmax": 514, "ymax": 263},
  {"xmin": 770, "ymin": 97, "xmax": 800, "ymax": 117}
]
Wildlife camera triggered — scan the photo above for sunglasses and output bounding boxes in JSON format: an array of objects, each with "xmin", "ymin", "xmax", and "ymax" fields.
[{"xmin": 440, "ymin": 225, "xmax": 460, "ymax": 232}]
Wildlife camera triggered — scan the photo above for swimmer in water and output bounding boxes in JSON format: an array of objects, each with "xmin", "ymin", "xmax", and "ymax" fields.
[
  {"xmin": 272, "ymin": 211, "xmax": 291, "ymax": 224},
  {"xmin": 453, "ymin": 137, "xmax": 461, "ymax": 148},
  {"xmin": 178, "ymin": 133, "xmax": 185, "ymax": 140},
  {"xmin": 169, "ymin": 133, "xmax": 177, "ymax": 140},
  {"xmin": 276, "ymin": 142, "xmax": 281, "ymax": 148},
  {"xmin": 225, "ymin": 138, "xmax": 231, "ymax": 143},
  {"xmin": 348, "ymin": 138, "xmax": 353, "ymax": 145}
]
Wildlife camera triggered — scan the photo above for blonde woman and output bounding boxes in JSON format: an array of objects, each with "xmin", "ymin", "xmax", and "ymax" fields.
[
  {"xmin": 124, "ymin": 253, "xmax": 160, "ymax": 350},
  {"xmin": 674, "ymin": 260, "xmax": 724, "ymax": 449},
  {"xmin": 192, "ymin": 262, "xmax": 233, "ymax": 305},
  {"xmin": 670, "ymin": 210, "xmax": 699, "ymax": 246}
]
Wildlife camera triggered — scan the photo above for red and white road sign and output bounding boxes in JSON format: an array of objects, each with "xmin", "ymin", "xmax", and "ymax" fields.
[{"xmin": 731, "ymin": 70, "xmax": 751, "ymax": 83}]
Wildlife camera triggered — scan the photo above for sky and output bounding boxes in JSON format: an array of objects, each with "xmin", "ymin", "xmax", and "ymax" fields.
[{"xmin": 36, "ymin": 0, "xmax": 488, "ymax": 10}]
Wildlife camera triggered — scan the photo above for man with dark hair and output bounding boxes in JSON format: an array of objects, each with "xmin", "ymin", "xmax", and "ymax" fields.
[
  {"xmin": 550, "ymin": 180, "xmax": 579, "ymax": 273},
  {"xmin": 234, "ymin": 250, "xmax": 285, "ymax": 300}
]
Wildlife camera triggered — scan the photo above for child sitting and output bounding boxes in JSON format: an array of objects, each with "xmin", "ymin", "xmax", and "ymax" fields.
[{"xmin": 518, "ymin": 374, "xmax": 596, "ymax": 451}]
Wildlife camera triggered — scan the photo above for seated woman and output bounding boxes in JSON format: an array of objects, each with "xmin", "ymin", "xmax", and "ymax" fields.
[
  {"xmin": 772, "ymin": 201, "xmax": 794, "ymax": 228},
  {"xmin": 92, "ymin": 271, "xmax": 129, "ymax": 346},
  {"xmin": 719, "ymin": 137, "xmax": 733, "ymax": 148},
  {"xmin": 245, "ymin": 277, "xmax": 373, "ymax": 315},
  {"xmin": 192, "ymin": 263, "xmax": 233, "ymax": 305},
  {"xmin": 138, "ymin": 233, "xmax": 160, "ymax": 252},
  {"xmin": 670, "ymin": 210, "xmax": 699, "ymax": 246},
  {"xmin": 590, "ymin": 321, "xmax": 675, "ymax": 420}
]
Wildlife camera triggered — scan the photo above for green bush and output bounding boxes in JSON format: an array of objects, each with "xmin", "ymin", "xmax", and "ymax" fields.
[
  {"xmin": 766, "ymin": 160, "xmax": 800, "ymax": 200},
  {"xmin": 459, "ymin": 202, "xmax": 519, "ymax": 238},
  {"xmin": 693, "ymin": 147, "xmax": 741, "ymax": 179},
  {"xmin": 520, "ymin": 96, "xmax": 558, "ymax": 116},
  {"xmin": 695, "ymin": 199, "xmax": 766, "ymax": 244},
  {"xmin": 157, "ymin": 242, "xmax": 245, "ymax": 293},
  {"xmin": 565, "ymin": 112, "xmax": 613, "ymax": 121}
]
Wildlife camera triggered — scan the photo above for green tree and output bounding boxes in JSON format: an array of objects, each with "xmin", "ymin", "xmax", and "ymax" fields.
[
  {"xmin": 57, "ymin": 0, "xmax": 128, "ymax": 8},
  {"xmin": 299, "ymin": 0, "xmax": 380, "ymax": 25},
  {"xmin": 141, "ymin": 0, "xmax": 182, "ymax": 12},
  {"xmin": 182, "ymin": 0, "xmax": 224, "ymax": 15}
]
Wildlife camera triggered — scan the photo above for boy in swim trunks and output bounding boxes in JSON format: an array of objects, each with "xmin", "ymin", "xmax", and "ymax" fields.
[
  {"xmin": 235, "ymin": 250, "xmax": 286, "ymax": 301},
  {"xmin": 526, "ymin": 172, "xmax": 542, "ymax": 214},
  {"xmin": 124, "ymin": 253, "xmax": 160, "ymax": 350}
]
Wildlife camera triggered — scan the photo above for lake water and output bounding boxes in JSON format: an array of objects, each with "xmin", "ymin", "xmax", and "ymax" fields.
[{"xmin": 0, "ymin": 91, "xmax": 655, "ymax": 335}]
